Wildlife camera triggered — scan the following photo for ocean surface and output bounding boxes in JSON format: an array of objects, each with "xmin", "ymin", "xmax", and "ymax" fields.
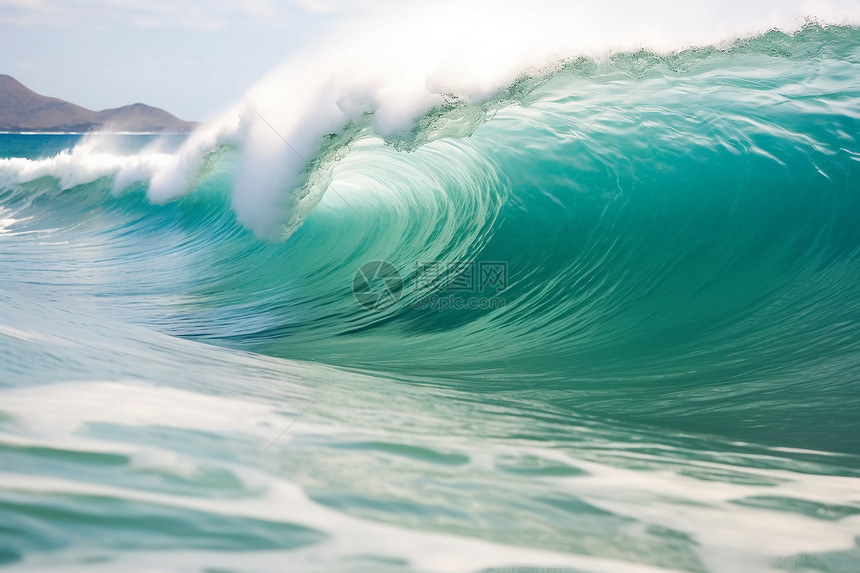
[{"xmin": 2, "ymin": 18, "xmax": 860, "ymax": 573}]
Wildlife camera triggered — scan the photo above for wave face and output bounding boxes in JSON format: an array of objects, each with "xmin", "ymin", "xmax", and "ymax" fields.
[{"xmin": 2, "ymin": 18, "xmax": 860, "ymax": 573}]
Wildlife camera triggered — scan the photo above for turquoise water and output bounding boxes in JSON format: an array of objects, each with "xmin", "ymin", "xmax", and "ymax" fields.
[{"xmin": 1, "ymin": 25, "xmax": 860, "ymax": 573}]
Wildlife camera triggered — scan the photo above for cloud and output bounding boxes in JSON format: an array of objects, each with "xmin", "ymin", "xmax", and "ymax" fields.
[
  {"xmin": 0, "ymin": 0, "xmax": 303, "ymax": 30},
  {"xmin": 0, "ymin": 0, "xmax": 46, "ymax": 9},
  {"xmin": 241, "ymin": 0, "xmax": 277, "ymax": 19}
]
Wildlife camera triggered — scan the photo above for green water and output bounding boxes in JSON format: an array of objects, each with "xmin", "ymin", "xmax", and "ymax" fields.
[{"xmin": 1, "ymin": 24, "xmax": 859, "ymax": 573}]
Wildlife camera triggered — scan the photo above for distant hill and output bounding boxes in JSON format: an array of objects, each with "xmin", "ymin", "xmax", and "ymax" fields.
[{"xmin": 0, "ymin": 75, "xmax": 197, "ymax": 133}]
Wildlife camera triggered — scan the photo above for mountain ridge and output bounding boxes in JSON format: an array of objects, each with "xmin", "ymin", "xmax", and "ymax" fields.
[{"xmin": 0, "ymin": 75, "xmax": 197, "ymax": 133}]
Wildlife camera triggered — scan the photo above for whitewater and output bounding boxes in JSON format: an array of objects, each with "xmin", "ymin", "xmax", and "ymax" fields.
[{"xmin": 2, "ymin": 1, "xmax": 860, "ymax": 572}]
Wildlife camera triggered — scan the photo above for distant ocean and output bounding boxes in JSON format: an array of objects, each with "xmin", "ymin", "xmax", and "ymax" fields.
[{"xmin": 1, "ymin": 12, "xmax": 860, "ymax": 573}]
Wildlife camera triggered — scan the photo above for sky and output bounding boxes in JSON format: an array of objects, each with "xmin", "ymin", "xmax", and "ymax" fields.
[{"xmin": 0, "ymin": 0, "xmax": 372, "ymax": 121}]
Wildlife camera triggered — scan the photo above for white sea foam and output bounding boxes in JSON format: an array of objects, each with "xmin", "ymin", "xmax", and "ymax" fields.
[
  {"xmin": 2, "ymin": 379, "xmax": 859, "ymax": 572},
  {"xmin": 0, "ymin": 135, "xmax": 174, "ymax": 193}
]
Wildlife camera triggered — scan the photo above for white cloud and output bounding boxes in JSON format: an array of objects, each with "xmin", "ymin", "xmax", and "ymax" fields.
[
  {"xmin": 0, "ymin": 0, "xmax": 47, "ymax": 9},
  {"xmin": 241, "ymin": 0, "xmax": 276, "ymax": 19},
  {"xmin": 0, "ymin": 0, "xmax": 310, "ymax": 29}
]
